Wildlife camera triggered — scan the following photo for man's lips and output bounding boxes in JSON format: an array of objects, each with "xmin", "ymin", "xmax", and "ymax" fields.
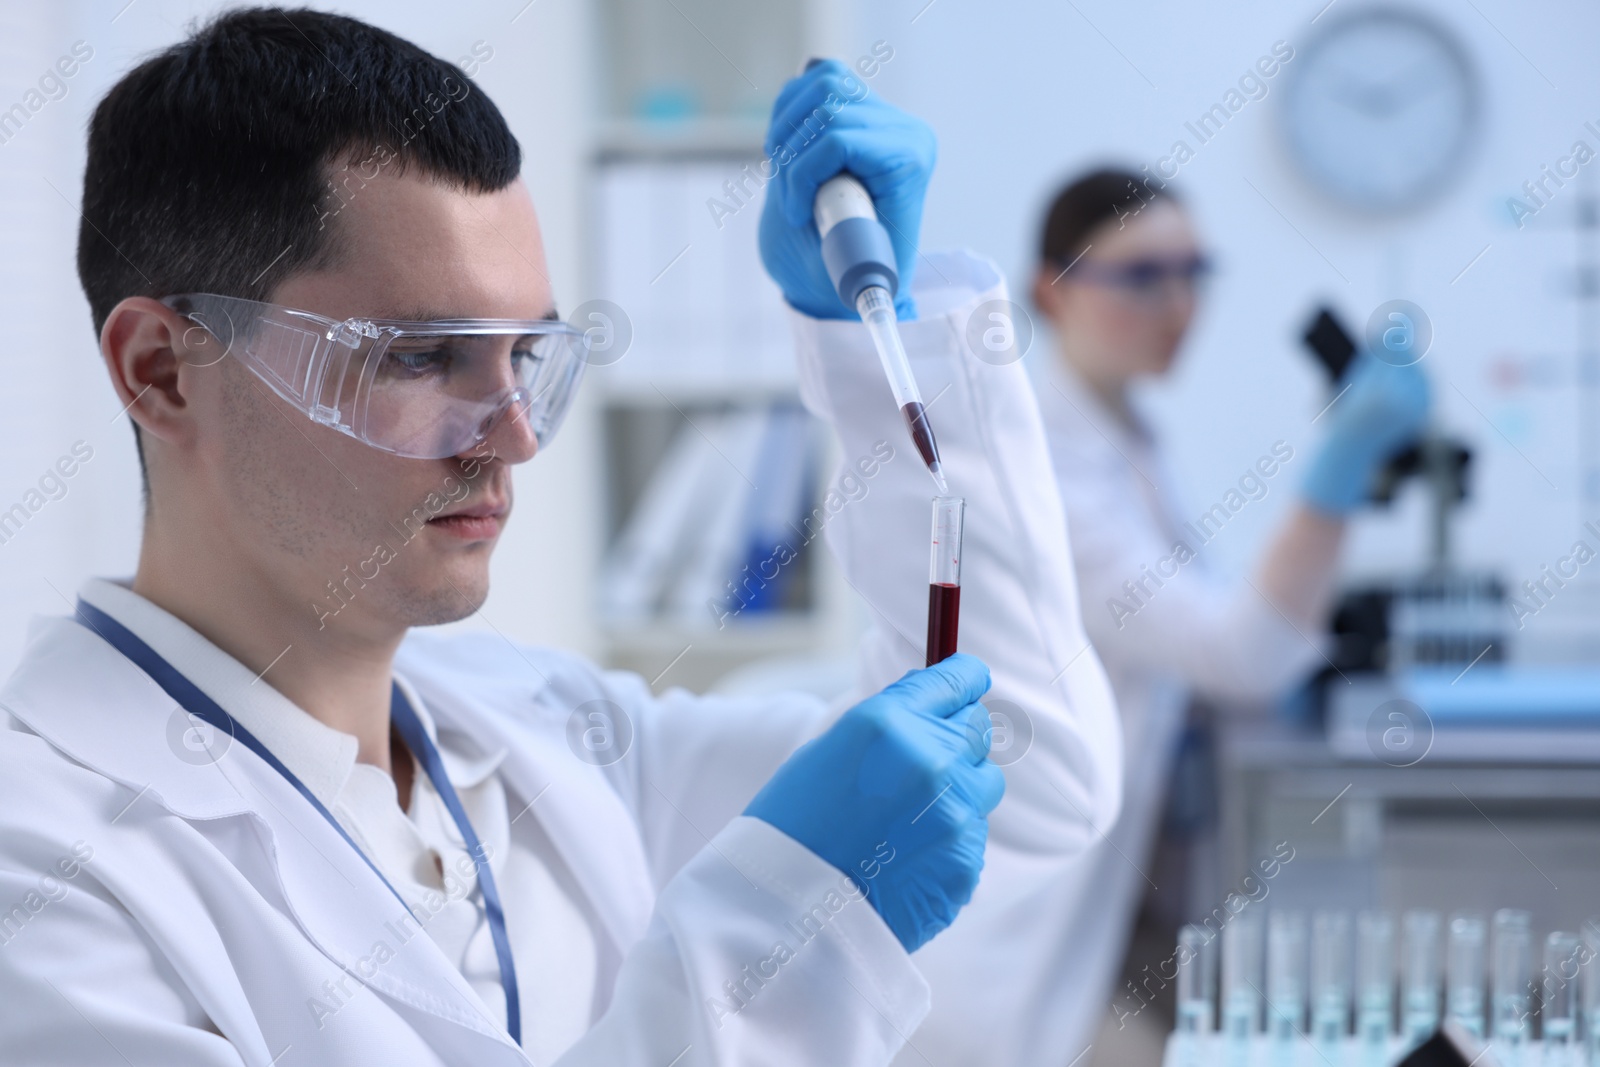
[
  {"xmin": 427, "ymin": 499, "xmax": 507, "ymax": 540},
  {"xmin": 435, "ymin": 500, "xmax": 507, "ymax": 519}
]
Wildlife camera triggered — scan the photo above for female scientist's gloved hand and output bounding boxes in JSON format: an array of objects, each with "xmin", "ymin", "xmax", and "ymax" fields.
[
  {"xmin": 757, "ymin": 58, "xmax": 937, "ymax": 321},
  {"xmin": 743, "ymin": 653, "xmax": 1005, "ymax": 954},
  {"xmin": 1302, "ymin": 350, "xmax": 1431, "ymax": 514}
]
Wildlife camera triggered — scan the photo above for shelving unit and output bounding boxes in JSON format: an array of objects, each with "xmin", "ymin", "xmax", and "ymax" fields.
[{"xmin": 588, "ymin": 0, "xmax": 857, "ymax": 695}]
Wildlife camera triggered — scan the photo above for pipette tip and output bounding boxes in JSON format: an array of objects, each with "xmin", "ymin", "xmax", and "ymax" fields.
[{"xmin": 929, "ymin": 464, "xmax": 949, "ymax": 496}]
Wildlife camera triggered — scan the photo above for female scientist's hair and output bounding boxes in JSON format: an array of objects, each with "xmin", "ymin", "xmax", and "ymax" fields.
[{"xmin": 1038, "ymin": 167, "xmax": 1180, "ymax": 268}]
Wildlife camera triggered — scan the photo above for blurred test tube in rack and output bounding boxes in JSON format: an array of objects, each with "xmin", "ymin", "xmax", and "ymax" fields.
[
  {"xmin": 1447, "ymin": 914, "xmax": 1486, "ymax": 1039},
  {"xmin": 1402, "ymin": 910, "xmax": 1441, "ymax": 1049},
  {"xmin": 1176, "ymin": 924, "xmax": 1216, "ymax": 1067},
  {"xmin": 1268, "ymin": 910, "xmax": 1307, "ymax": 1063},
  {"xmin": 1492, "ymin": 909, "xmax": 1532, "ymax": 1065},
  {"xmin": 1545, "ymin": 931, "xmax": 1581, "ymax": 1067},
  {"xmin": 1312, "ymin": 910, "xmax": 1352, "ymax": 1055},
  {"xmin": 1583, "ymin": 920, "xmax": 1600, "ymax": 1067},
  {"xmin": 1223, "ymin": 908, "xmax": 1264, "ymax": 1067},
  {"xmin": 1357, "ymin": 911, "xmax": 1395, "ymax": 1066}
]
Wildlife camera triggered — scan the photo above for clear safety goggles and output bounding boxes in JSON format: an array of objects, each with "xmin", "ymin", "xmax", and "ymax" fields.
[
  {"xmin": 160, "ymin": 293, "xmax": 591, "ymax": 460},
  {"xmin": 1062, "ymin": 254, "xmax": 1214, "ymax": 306}
]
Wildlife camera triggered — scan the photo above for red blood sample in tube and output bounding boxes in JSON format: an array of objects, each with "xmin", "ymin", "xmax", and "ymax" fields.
[
  {"xmin": 926, "ymin": 581, "xmax": 961, "ymax": 667},
  {"xmin": 925, "ymin": 496, "xmax": 965, "ymax": 667}
]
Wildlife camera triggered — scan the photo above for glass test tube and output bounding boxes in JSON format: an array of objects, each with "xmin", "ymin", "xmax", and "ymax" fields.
[
  {"xmin": 1312, "ymin": 910, "xmax": 1352, "ymax": 1049},
  {"xmin": 1357, "ymin": 911, "xmax": 1395, "ymax": 1058},
  {"xmin": 1177, "ymin": 924, "xmax": 1217, "ymax": 1036},
  {"xmin": 1267, "ymin": 911, "xmax": 1308, "ymax": 1048},
  {"xmin": 1223, "ymin": 907, "xmax": 1264, "ymax": 1049},
  {"xmin": 1402, "ymin": 910, "xmax": 1442, "ymax": 1046},
  {"xmin": 1492, "ymin": 909, "xmax": 1533, "ymax": 1059},
  {"xmin": 1581, "ymin": 920, "xmax": 1600, "ymax": 1067},
  {"xmin": 1545, "ymin": 931, "xmax": 1581, "ymax": 1065},
  {"xmin": 1447, "ymin": 914, "xmax": 1487, "ymax": 1039},
  {"xmin": 925, "ymin": 497, "xmax": 965, "ymax": 667}
]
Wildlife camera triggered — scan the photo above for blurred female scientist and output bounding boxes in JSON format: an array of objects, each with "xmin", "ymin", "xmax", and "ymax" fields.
[
  {"xmin": 899, "ymin": 169, "xmax": 1430, "ymax": 1067},
  {"xmin": 1039, "ymin": 169, "xmax": 1437, "ymax": 1054}
]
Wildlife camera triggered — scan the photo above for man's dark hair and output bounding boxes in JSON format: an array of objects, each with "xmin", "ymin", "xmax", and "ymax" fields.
[
  {"xmin": 76, "ymin": 6, "xmax": 522, "ymax": 491},
  {"xmin": 1038, "ymin": 166, "xmax": 1179, "ymax": 267}
]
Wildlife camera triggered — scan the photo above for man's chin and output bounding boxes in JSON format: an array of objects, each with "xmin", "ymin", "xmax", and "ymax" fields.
[{"xmin": 393, "ymin": 564, "xmax": 492, "ymax": 628}]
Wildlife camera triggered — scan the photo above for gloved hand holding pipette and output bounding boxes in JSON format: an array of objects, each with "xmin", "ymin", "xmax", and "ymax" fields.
[
  {"xmin": 759, "ymin": 59, "xmax": 951, "ymax": 493},
  {"xmin": 758, "ymin": 59, "xmax": 934, "ymax": 321}
]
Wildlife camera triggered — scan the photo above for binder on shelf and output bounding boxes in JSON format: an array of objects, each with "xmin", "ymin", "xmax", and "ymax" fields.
[
  {"xmin": 725, "ymin": 403, "xmax": 814, "ymax": 616},
  {"xmin": 593, "ymin": 158, "xmax": 796, "ymax": 392},
  {"xmin": 601, "ymin": 401, "xmax": 819, "ymax": 630},
  {"xmin": 663, "ymin": 406, "xmax": 772, "ymax": 623},
  {"xmin": 599, "ymin": 415, "xmax": 728, "ymax": 623}
]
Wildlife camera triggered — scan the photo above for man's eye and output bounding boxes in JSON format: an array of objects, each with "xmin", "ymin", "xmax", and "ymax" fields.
[{"xmin": 389, "ymin": 348, "xmax": 450, "ymax": 374}]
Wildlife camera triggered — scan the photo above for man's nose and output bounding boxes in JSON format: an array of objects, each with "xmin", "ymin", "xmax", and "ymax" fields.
[{"xmin": 468, "ymin": 393, "xmax": 539, "ymax": 466}]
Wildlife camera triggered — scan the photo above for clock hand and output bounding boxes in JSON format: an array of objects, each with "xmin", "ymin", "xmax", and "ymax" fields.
[
  {"xmin": 1330, "ymin": 64, "xmax": 1444, "ymax": 119},
  {"xmin": 1386, "ymin": 62, "xmax": 1447, "ymax": 107},
  {"xmin": 1329, "ymin": 75, "xmax": 1394, "ymax": 117}
]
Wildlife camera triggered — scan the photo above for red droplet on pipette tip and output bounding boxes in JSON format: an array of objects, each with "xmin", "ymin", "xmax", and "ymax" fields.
[
  {"xmin": 926, "ymin": 581, "xmax": 961, "ymax": 667},
  {"xmin": 901, "ymin": 401, "xmax": 942, "ymax": 475}
]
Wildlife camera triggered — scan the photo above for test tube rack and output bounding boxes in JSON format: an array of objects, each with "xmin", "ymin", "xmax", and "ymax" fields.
[{"xmin": 1163, "ymin": 907, "xmax": 1600, "ymax": 1067}]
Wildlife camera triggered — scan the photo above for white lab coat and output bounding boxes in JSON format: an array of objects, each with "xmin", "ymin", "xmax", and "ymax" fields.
[
  {"xmin": 896, "ymin": 357, "xmax": 1320, "ymax": 1066},
  {"xmin": 0, "ymin": 251, "xmax": 1122, "ymax": 1067}
]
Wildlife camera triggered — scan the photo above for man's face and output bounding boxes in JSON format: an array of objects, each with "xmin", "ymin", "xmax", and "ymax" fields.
[{"xmin": 200, "ymin": 170, "xmax": 552, "ymax": 635}]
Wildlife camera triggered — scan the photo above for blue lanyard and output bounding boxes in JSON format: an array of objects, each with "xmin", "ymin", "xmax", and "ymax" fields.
[{"xmin": 73, "ymin": 599, "xmax": 523, "ymax": 1047}]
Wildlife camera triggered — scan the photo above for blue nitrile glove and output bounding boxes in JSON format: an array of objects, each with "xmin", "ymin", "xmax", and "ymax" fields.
[
  {"xmin": 744, "ymin": 653, "xmax": 1005, "ymax": 954},
  {"xmin": 757, "ymin": 58, "xmax": 937, "ymax": 321},
  {"xmin": 1302, "ymin": 349, "xmax": 1432, "ymax": 514}
]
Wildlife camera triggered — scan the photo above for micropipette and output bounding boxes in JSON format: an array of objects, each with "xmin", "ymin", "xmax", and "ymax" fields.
[{"xmin": 812, "ymin": 172, "xmax": 950, "ymax": 494}]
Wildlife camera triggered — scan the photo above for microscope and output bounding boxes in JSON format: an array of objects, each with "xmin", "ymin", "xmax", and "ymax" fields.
[{"xmin": 1300, "ymin": 307, "xmax": 1507, "ymax": 686}]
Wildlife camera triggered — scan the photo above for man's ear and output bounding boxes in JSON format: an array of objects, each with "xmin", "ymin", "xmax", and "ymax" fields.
[{"xmin": 100, "ymin": 296, "xmax": 211, "ymax": 450}]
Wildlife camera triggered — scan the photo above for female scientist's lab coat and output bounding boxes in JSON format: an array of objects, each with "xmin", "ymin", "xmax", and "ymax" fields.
[
  {"xmin": 0, "ymin": 251, "xmax": 1122, "ymax": 1067},
  {"xmin": 898, "ymin": 357, "xmax": 1319, "ymax": 1066}
]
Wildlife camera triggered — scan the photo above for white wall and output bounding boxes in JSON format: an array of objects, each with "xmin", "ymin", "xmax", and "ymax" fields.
[
  {"xmin": 0, "ymin": 3, "xmax": 119, "ymax": 679},
  {"xmin": 849, "ymin": 0, "xmax": 1600, "ymax": 659},
  {"xmin": 0, "ymin": 0, "xmax": 604, "ymax": 678}
]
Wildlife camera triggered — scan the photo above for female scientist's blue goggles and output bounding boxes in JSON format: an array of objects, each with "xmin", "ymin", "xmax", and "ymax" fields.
[
  {"xmin": 1061, "ymin": 254, "xmax": 1213, "ymax": 302},
  {"xmin": 160, "ymin": 293, "xmax": 590, "ymax": 460}
]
